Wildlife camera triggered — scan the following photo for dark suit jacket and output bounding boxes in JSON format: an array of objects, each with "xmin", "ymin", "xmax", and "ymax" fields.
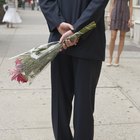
[{"xmin": 39, "ymin": 0, "xmax": 109, "ymax": 60}]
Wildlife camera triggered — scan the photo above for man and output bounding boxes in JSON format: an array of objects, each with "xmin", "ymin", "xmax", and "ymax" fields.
[{"xmin": 39, "ymin": 0, "xmax": 109, "ymax": 140}]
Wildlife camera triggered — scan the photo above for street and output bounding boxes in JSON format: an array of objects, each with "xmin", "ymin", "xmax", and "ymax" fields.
[{"xmin": 0, "ymin": 10, "xmax": 140, "ymax": 140}]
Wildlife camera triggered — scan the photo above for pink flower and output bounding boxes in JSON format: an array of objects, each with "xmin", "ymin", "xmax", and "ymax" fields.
[
  {"xmin": 11, "ymin": 72, "xmax": 28, "ymax": 83},
  {"xmin": 10, "ymin": 59, "xmax": 28, "ymax": 83},
  {"xmin": 15, "ymin": 58, "xmax": 22, "ymax": 65}
]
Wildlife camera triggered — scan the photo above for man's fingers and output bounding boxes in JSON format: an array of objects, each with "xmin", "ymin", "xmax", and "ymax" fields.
[
  {"xmin": 60, "ymin": 36, "xmax": 65, "ymax": 43},
  {"xmin": 59, "ymin": 30, "xmax": 70, "ymax": 43},
  {"xmin": 63, "ymin": 39, "xmax": 78, "ymax": 48},
  {"xmin": 65, "ymin": 39, "xmax": 73, "ymax": 46},
  {"xmin": 57, "ymin": 22, "xmax": 73, "ymax": 35},
  {"xmin": 62, "ymin": 40, "xmax": 68, "ymax": 49},
  {"xmin": 59, "ymin": 30, "xmax": 76, "ymax": 48},
  {"xmin": 67, "ymin": 24, "xmax": 74, "ymax": 30}
]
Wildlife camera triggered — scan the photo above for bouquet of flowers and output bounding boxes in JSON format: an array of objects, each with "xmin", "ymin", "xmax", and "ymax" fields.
[{"xmin": 9, "ymin": 21, "xmax": 96, "ymax": 84}]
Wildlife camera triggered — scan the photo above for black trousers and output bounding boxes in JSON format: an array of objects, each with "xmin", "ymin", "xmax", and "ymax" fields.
[{"xmin": 51, "ymin": 54, "xmax": 102, "ymax": 140}]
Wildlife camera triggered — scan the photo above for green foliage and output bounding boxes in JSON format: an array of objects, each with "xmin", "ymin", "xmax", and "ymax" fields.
[{"xmin": 0, "ymin": 0, "xmax": 5, "ymax": 6}]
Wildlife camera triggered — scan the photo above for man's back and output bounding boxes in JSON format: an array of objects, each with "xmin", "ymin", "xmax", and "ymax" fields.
[{"xmin": 39, "ymin": 0, "xmax": 109, "ymax": 60}]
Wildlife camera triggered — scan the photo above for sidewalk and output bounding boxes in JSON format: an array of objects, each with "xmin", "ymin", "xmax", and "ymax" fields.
[{"xmin": 0, "ymin": 10, "xmax": 140, "ymax": 140}]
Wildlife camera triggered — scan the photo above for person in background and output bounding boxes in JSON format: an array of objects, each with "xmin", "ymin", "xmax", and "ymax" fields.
[
  {"xmin": 21, "ymin": 0, "xmax": 25, "ymax": 9},
  {"xmin": 36, "ymin": 0, "xmax": 39, "ymax": 11},
  {"xmin": 31, "ymin": 0, "xmax": 35, "ymax": 10},
  {"xmin": 39, "ymin": 0, "xmax": 109, "ymax": 140},
  {"xmin": 3, "ymin": 3, "xmax": 8, "ymax": 12},
  {"xmin": 2, "ymin": 0, "xmax": 22, "ymax": 28},
  {"xmin": 106, "ymin": 0, "xmax": 133, "ymax": 66}
]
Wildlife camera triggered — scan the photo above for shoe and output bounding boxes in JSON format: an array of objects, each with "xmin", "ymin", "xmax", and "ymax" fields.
[
  {"xmin": 114, "ymin": 57, "xmax": 120, "ymax": 67},
  {"xmin": 106, "ymin": 57, "xmax": 112, "ymax": 67},
  {"xmin": 113, "ymin": 63, "xmax": 119, "ymax": 67},
  {"xmin": 106, "ymin": 62, "xmax": 112, "ymax": 66}
]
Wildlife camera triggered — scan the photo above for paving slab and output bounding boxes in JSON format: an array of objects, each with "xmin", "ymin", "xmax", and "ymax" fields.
[
  {"xmin": 0, "ymin": 57, "xmax": 3, "ymax": 66},
  {"xmin": 0, "ymin": 128, "xmax": 54, "ymax": 140},
  {"xmin": 0, "ymin": 87, "xmax": 140, "ymax": 140},
  {"xmin": 94, "ymin": 124, "xmax": 140, "ymax": 140},
  {"xmin": 95, "ymin": 88, "xmax": 140, "ymax": 125},
  {"xmin": 0, "ymin": 129, "xmax": 21, "ymax": 140},
  {"xmin": 6, "ymin": 34, "xmax": 49, "ymax": 58},
  {"xmin": 19, "ymin": 128, "xmax": 54, "ymax": 140},
  {"xmin": 15, "ymin": 25, "xmax": 49, "ymax": 35},
  {"xmin": 0, "ymin": 35, "xmax": 13, "ymax": 65},
  {"xmin": 0, "ymin": 89, "xmax": 51, "ymax": 129},
  {"xmin": 0, "ymin": 25, "xmax": 16, "ymax": 35},
  {"xmin": 102, "ymin": 58, "xmax": 140, "ymax": 109},
  {"xmin": 98, "ymin": 69, "xmax": 117, "ymax": 88}
]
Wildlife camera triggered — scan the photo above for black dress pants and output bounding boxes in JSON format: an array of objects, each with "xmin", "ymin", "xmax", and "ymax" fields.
[{"xmin": 51, "ymin": 54, "xmax": 102, "ymax": 140}]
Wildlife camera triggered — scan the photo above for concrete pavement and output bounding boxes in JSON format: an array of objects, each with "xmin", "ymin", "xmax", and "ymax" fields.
[{"xmin": 0, "ymin": 10, "xmax": 140, "ymax": 140}]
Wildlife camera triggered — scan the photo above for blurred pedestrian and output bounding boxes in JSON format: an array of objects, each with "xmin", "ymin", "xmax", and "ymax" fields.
[
  {"xmin": 36, "ymin": 0, "xmax": 39, "ymax": 11},
  {"xmin": 106, "ymin": 0, "xmax": 133, "ymax": 66},
  {"xmin": 21, "ymin": 0, "xmax": 25, "ymax": 9},
  {"xmin": 3, "ymin": 3, "xmax": 8, "ymax": 11},
  {"xmin": 31, "ymin": 0, "xmax": 35, "ymax": 10},
  {"xmin": 2, "ymin": 0, "xmax": 22, "ymax": 28}
]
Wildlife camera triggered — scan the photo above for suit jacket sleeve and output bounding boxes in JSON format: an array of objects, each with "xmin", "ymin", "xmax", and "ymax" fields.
[
  {"xmin": 39, "ymin": 0, "xmax": 65, "ymax": 32},
  {"xmin": 73, "ymin": 0, "xmax": 109, "ymax": 32}
]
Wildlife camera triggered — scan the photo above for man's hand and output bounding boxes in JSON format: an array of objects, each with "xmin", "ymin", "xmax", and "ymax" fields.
[
  {"xmin": 60, "ymin": 30, "xmax": 78, "ymax": 49},
  {"xmin": 57, "ymin": 22, "xmax": 74, "ymax": 35}
]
